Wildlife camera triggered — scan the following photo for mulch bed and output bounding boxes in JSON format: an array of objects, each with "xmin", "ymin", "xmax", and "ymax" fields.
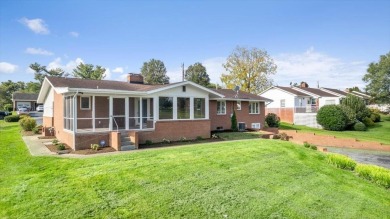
[
  {"xmin": 70, "ymin": 147, "xmax": 116, "ymax": 155},
  {"xmin": 139, "ymin": 138, "xmax": 224, "ymax": 149}
]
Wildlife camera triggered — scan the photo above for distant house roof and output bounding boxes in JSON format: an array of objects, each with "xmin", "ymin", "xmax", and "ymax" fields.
[
  {"xmin": 321, "ymin": 88, "xmax": 349, "ymax": 97},
  {"xmin": 274, "ymin": 86, "xmax": 310, "ymax": 96},
  {"xmin": 211, "ymin": 89, "xmax": 272, "ymax": 102},
  {"xmin": 294, "ymin": 87, "xmax": 338, "ymax": 97},
  {"xmin": 12, "ymin": 93, "xmax": 38, "ymax": 101}
]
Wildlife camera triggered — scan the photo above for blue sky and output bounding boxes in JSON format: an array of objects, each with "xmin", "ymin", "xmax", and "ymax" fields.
[{"xmin": 1, "ymin": 0, "xmax": 389, "ymax": 89}]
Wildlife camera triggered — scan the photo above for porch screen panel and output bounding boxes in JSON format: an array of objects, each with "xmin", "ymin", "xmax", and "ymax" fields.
[
  {"xmin": 141, "ymin": 98, "xmax": 154, "ymax": 129},
  {"xmin": 159, "ymin": 97, "xmax": 173, "ymax": 120},
  {"xmin": 64, "ymin": 96, "xmax": 74, "ymax": 131},
  {"xmin": 113, "ymin": 98, "xmax": 126, "ymax": 129},
  {"xmin": 177, "ymin": 97, "xmax": 190, "ymax": 119},
  {"xmin": 77, "ymin": 96, "xmax": 93, "ymax": 131},
  {"xmin": 94, "ymin": 96, "xmax": 109, "ymax": 130},
  {"xmin": 194, "ymin": 98, "xmax": 205, "ymax": 119}
]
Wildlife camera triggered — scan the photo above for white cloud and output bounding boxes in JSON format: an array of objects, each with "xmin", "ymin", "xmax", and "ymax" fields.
[
  {"xmin": 25, "ymin": 47, "xmax": 54, "ymax": 56},
  {"xmin": 112, "ymin": 67, "xmax": 124, "ymax": 73},
  {"xmin": 69, "ymin": 31, "xmax": 79, "ymax": 37},
  {"xmin": 25, "ymin": 67, "xmax": 35, "ymax": 74},
  {"xmin": 273, "ymin": 47, "xmax": 368, "ymax": 89},
  {"xmin": 0, "ymin": 62, "xmax": 18, "ymax": 74},
  {"xmin": 166, "ymin": 66, "xmax": 183, "ymax": 83},
  {"xmin": 47, "ymin": 57, "xmax": 83, "ymax": 73},
  {"xmin": 104, "ymin": 68, "xmax": 112, "ymax": 80},
  {"xmin": 19, "ymin": 17, "xmax": 49, "ymax": 34}
]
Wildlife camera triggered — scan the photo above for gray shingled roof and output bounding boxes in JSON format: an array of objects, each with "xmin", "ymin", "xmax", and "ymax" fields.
[
  {"xmin": 12, "ymin": 93, "xmax": 38, "ymax": 101},
  {"xmin": 322, "ymin": 88, "xmax": 349, "ymax": 96},
  {"xmin": 297, "ymin": 87, "xmax": 337, "ymax": 97},
  {"xmin": 46, "ymin": 76, "xmax": 170, "ymax": 92},
  {"xmin": 275, "ymin": 86, "xmax": 310, "ymax": 96},
  {"xmin": 212, "ymin": 89, "xmax": 272, "ymax": 102}
]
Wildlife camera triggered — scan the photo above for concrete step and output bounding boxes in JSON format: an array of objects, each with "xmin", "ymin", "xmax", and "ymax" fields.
[
  {"xmin": 121, "ymin": 140, "xmax": 132, "ymax": 145},
  {"xmin": 121, "ymin": 136, "xmax": 130, "ymax": 140},
  {"xmin": 121, "ymin": 145, "xmax": 136, "ymax": 151}
]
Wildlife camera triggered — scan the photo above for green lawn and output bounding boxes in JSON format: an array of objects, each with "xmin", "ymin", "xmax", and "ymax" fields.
[
  {"xmin": 280, "ymin": 114, "xmax": 390, "ymax": 145},
  {"xmin": 1, "ymin": 121, "xmax": 390, "ymax": 218}
]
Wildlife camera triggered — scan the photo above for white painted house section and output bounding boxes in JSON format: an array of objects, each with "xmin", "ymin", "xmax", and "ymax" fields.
[
  {"xmin": 318, "ymin": 97, "xmax": 340, "ymax": 108},
  {"xmin": 261, "ymin": 88, "xmax": 296, "ymax": 108},
  {"xmin": 43, "ymin": 87, "xmax": 54, "ymax": 117}
]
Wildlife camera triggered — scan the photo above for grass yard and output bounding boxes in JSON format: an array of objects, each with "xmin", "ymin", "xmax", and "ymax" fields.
[
  {"xmin": 1, "ymin": 121, "xmax": 390, "ymax": 218},
  {"xmin": 280, "ymin": 114, "xmax": 390, "ymax": 145}
]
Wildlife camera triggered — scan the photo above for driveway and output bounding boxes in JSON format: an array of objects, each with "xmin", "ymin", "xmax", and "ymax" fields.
[
  {"xmin": 327, "ymin": 147, "xmax": 390, "ymax": 169},
  {"xmin": 29, "ymin": 111, "xmax": 43, "ymax": 125}
]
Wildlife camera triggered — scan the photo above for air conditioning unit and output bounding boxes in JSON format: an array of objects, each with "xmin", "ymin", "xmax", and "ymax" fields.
[
  {"xmin": 251, "ymin": 123, "xmax": 261, "ymax": 129},
  {"xmin": 238, "ymin": 122, "xmax": 246, "ymax": 131}
]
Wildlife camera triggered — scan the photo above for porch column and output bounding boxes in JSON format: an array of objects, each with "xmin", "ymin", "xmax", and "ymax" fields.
[
  {"xmin": 109, "ymin": 96, "xmax": 113, "ymax": 131},
  {"xmin": 125, "ymin": 97, "xmax": 129, "ymax": 130},
  {"xmin": 205, "ymin": 96, "xmax": 209, "ymax": 119},
  {"xmin": 92, "ymin": 95, "xmax": 95, "ymax": 132},
  {"xmin": 190, "ymin": 97, "xmax": 194, "ymax": 119},
  {"xmin": 153, "ymin": 97, "xmax": 159, "ymax": 122},
  {"xmin": 173, "ymin": 97, "xmax": 177, "ymax": 120},
  {"xmin": 73, "ymin": 95, "xmax": 78, "ymax": 133},
  {"xmin": 140, "ymin": 97, "xmax": 143, "ymax": 130}
]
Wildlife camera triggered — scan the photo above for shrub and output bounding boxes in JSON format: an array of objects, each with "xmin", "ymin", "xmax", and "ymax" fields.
[
  {"xmin": 162, "ymin": 138, "xmax": 171, "ymax": 144},
  {"xmin": 355, "ymin": 164, "xmax": 390, "ymax": 189},
  {"xmin": 231, "ymin": 110, "xmax": 238, "ymax": 131},
  {"xmin": 145, "ymin": 140, "xmax": 153, "ymax": 145},
  {"xmin": 4, "ymin": 115, "xmax": 20, "ymax": 122},
  {"xmin": 52, "ymin": 139, "xmax": 59, "ymax": 145},
  {"xmin": 327, "ymin": 153, "xmax": 357, "ymax": 170},
  {"xmin": 353, "ymin": 122, "xmax": 366, "ymax": 131},
  {"xmin": 369, "ymin": 108, "xmax": 381, "ymax": 114},
  {"xmin": 90, "ymin": 144, "xmax": 99, "ymax": 151},
  {"xmin": 265, "ymin": 113, "xmax": 280, "ymax": 128},
  {"xmin": 57, "ymin": 143, "xmax": 66, "ymax": 151},
  {"xmin": 370, "ymin": 113, "xmax": 381, "ymax": 122},
  {"xmin": 316, "ymin": 105, "xmax": 347, "ymax": 131},
  {"xmin": 303, "ymin": 141, "xmax": 311, "ymax": 148},
  {"xmin": 362, "ymin": 117, "xmax": 375, "ymax": 127},
  {"xmin": 310, "ymin": 145, "xmax": 317, "ymax": 150},
  {"xmin": 3, "ymin": 103, "xmax": 13, "ymax": 112},
  {"xmin": 196, "ymin": 136, "xmax": 203, "ymax": 141},
  {"xmin": 279, "ymin": 132, "xmax": 289, "ymax": 141},
  {"xmin": 272, "ymin": 134, "xmax": 281, "ymax": 139},
  {"xmin": 32, "ymin": 127, "xmax": 39, "ymax": 134},
  {"xmin": 19, "ymin": 117, "xmax": 36, "ymax": 131},
  {"xmin": 339, "ymin": 105, "xmax": 357, "ymax": 127},
  {"xmin": 342, "ymin": 94, "xmax": 370, "ymax": 121},
  {"xmin": 356, "ymin": 108, "xmax": 372, "ymax": 122}
]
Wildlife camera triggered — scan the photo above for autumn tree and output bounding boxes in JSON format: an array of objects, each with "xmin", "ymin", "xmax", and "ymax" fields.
[
  {"xmin": 141, "ymin": 59, "xmax": 169, "ymax": 84},
  {"xmin": 363, "ymin": 52, "xmax": 390, "ymax": 103},
  {"xmin": 72, "ymin": 63, "xmax": 106, "ymax": 80},
  {"xmin": 30, "ymin": 62, "xmax": 64, "ymax": 85},
  {"xmin": 221, "ymin": 46, "xmax": 277, "ymax": 94},
  {"xmin": 185, "ymin": 62, "xmax": 210, "ymax": 86}
]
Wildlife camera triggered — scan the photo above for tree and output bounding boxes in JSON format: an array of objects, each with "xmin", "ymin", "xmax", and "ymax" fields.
[
  {"xmin": 30, "ymin": 62, "xmax": 64, "ymax": 84},
  {"xmin": 0, "ymin": 80, "xmax": 25, "ymax": 108},
  {"xmin": 347, "ymin": 86, "xmax": 361, "ymax": 92},
  {"xmin": 231, "ymin": 110, "xmax": 238, "ymax": 131},
  {"xmin": 141, "ymin": 59, "xmax": 169, "ymax": 84},
  {"xmin": 185, "ymin": 62, "xmax": 210, "ymax": 86},
  {"xmin": 25, "ymin": 82, "xmax": 41, "ymax": 93},
  {"xmin": 221, "ymin": 46, "xmax": 277, "ymax": 94},
  {"xmin": 72, "ymin": 63, "xmax": 106, "ymax": 80},
  {"xmin": 363, "ymin": 52, "xmax": 390, "ymax": 103}
]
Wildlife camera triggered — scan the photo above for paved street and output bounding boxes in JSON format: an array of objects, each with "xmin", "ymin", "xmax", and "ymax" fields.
[{"xmin": 327, "ymin": 147, "xmax": 390, "ymax": 169}]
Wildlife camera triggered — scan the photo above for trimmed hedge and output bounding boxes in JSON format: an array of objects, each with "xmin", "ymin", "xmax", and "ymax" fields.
[
  {"xmin": 316, "ymin": 105, "xmax": 347, "ymax": 131},
  {"xmin": 363, "ymin": 117, "xmax": 375, "ymax": 127},
  {"xmin": 354, "ymin": 122, "xmax": 366, "ymax": 131},
  {"xmin": 327, "ymin": 153, "xmax": 357, "ymax": 170},
  {"xmin": 339, "ymin": 105, "xmax": 356, "ymax": 127},
  {"xmin": 19, "ymin": 117, "xmax": 36, "ymax": 131},
  {"xmin": 4, "ymin": 115, "xmax": 20, "ymax": 122},
  {"xmin": 265, "ymin": 113, "xmax": 280, "ymax": 128},
  {"xmin": 355, "ymin": 164, "xmax": 390, "ymax": 189}
]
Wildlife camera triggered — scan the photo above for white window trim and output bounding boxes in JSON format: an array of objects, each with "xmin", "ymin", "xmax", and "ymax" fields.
[
  {"xmin": 280, "ymin": 99, "xmax": 286, "ymax": 108},
  {"xmin": 249, "ymin": 102, "xmax": 260, "ymax": 114},
  {"xmin": 236, "ymin": 101, "xmax": 241, "ymax": 110},
  {"xmin": 80, "ymin": 96, "xmax": 91, "ymax": 110},
  {"xmin": 217, "ymin": 100, "xmax": 226, "ymax": 115},
  {"xmin": 194, "ymin": 98, "xmax": 206, "ymax": 119}
]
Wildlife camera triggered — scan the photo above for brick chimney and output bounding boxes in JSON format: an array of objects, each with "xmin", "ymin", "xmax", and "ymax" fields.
[
  {"xmin": 127, "ymin": 73, "xmax": 144, "ymax": 84},
  {"xmin": 300, "ymin": 82, "xmax": 309, "ymax": 88}
]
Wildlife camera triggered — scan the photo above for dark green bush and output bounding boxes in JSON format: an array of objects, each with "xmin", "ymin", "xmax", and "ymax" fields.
[
  {"xmin": 327, "ymin": 153, "xmax": 357, "ymax": 170},
  {"xmin": 4, "ymin": 115, "xmax": 20, "ymax": 122},
  {"xmin": 145, "ymin": 140, "xmax": 153, "ymax": 145},
  {"xmin": 339, "ymin": 105, "xmax": 356, "ymax": 127},
  {"xmin": 370, "ymin": 113, "xmax": 381, "ymax": 122},
  {"xmin": 57, "ymin": 143, "xmax": 66, "ymax": 151},
  {"xmin": 303, "ymin": 142, "xmax": 311, "ymax": 148},
  {"xmin": 363, "ymin": 117, "xmax": 375, "ymax": 127},
  {"xmin": 356, "ymin": 108, "xmax": 371, "ymax": 122},
  {"xmin": 316, "ymin": 105, "xmax": 347, "ymax": 131},
  {"xmin": 310, "ymin": 145, "xmax": 317, "ymax": 150},
  {"xmin": 3, "ymin": 103, "xmax": 13, "ymax": 112},
  {"xmin": 231, "ymin": 110, "xmax": 238, "ymax": 131},
  {"xmin": 355, "ymin": 164, "xmax": 390, "ymax": 189},
  {"xmin": 341, "ymin": 94, "xmax": 370, "ymax": 121},
  {"xmin": 354, "ymin": 122, "xmax": 366, "ymax": 131},
  {"xmin": 265, "ymin": 113, "xmax": 280, "ymax": 128},
  {"xmin": 19, "ymin": 117, "xmax": 36, "ymax": 131}
]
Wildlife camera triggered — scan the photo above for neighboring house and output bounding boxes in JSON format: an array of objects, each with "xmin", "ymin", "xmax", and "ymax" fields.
[
  {"xmin": 12, "ymin": 93, "xmax": 39, "ymax": 111},
  {"xmin": 37, "ymin": 74, "xmax": 270, "ymax": 151},
  {"xmin": 261, "ymin": 82, "xmax": 371, "ymax": 128}
]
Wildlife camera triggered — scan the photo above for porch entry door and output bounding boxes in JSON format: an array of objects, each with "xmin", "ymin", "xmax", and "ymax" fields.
[
  {"xmin": 112, "ymin": 98, "xmax": 126, "ymax": 130},
  {"xmin": 134, "ymin": 99, "xmax": 147, "ymax": 126}
]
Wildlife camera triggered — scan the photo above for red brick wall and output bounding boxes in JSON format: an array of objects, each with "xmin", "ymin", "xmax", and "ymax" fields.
[
  {"xmin": 209, "ymin": 100, "xmax": 265, "ymax": 130},
  {"xmin": 265, "ymin": 108, "xmax": 294, "ymax": 124},
  {"xmin": 138, "ymin": 120, "xmax": 211, "ymax": 144},
  {"xmin": 51, "ymin": 92, "xmax": 74, "ymax": 149},
  {"xmin": 75, "ymin": 133, "xmax": 110, "ymax": 150}
]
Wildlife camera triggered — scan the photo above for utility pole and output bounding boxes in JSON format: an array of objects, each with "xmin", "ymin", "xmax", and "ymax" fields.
[{"xmin": 182, "ymin": 63, "xmax": 184, "ymax": 81}]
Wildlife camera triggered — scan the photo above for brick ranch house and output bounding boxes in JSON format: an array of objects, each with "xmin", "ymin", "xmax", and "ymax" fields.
[
  {"xmin": 260, "ymin": 82, "xmax": 371, "ymax": 128},
  {"xmin": 12, "ymin": 92, "xmax": 39, "ymax": 111},
  {"xmin": 37, "ymin": 74, "xmax": 271, "ymax": 151}
]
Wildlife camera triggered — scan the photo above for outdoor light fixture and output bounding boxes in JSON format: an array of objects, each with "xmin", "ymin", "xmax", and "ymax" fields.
[{"xmin": 99, "ymin": 140, "xmax": 106, "ymax": 147}]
